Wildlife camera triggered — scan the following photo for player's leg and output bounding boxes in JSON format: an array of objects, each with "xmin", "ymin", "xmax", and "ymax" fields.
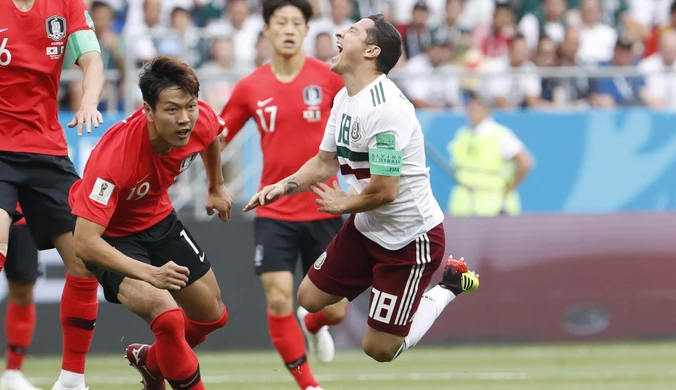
[
  {"xmin": 0, "ymin": 180, "xmax": 20, "ymax": 273},
  {"xmin": 0, "ymin": 225, "xmax": 40, "ymax": 390},
  {"xmin": 297, "ymin": 218, "xmax": 348, "ymax": 364},
  {"xmin": 360, "ymin": 226, "xmax": 479, "ymax": 363},
  {"xmin": 128, "ymin": 222, "xmax": 228, "ymax": 390},
  {"xmin": 18, "ymin": 155, "xmax": 98, "ymax": 390},
  {"xmin": 255, "ymin": 218, "xmax": 320, "ymax": 390},
  {"xmin": 88, "ymin": 234, "xmax": 206, "ymax": 390}
]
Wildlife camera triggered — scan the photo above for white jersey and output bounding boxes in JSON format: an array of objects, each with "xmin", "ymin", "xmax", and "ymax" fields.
[{"xmin": 319, "ymin": 74, "xmax": 444, "ymax": 250}]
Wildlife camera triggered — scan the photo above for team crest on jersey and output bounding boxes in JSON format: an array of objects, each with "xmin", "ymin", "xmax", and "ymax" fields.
[
  {"xmin": 350, "ymin": 117, "xmax": 361, "ymax": 142},
  {"xmin": 180, "ymin": 153, "xmax": 198, "ymax": 172},
  {"xmin": 46, "ymin": 16, "xmax": 67, "ymax": 41},
  {"xmin": 314, "ymin": 252, "xmax": 327, "ymax": 270},
  {"xmin": 303, "ymin": 85, "xmax": 322, "ymax": 107}
]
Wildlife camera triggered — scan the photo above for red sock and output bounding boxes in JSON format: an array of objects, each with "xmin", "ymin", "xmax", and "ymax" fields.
[
  {"xmin": 5, "ymin": 302, "xmax": 36, "ymax": 370},
  {"xmin": 146, "ymin": 305, "xmax": 229, "ymax": 376},
  {"xmin": 60, "ymin": 274, "xmax": 98, "ymax": 374},
  {"xmin": 267, "ymin": 311, "xmax": 318, "ymax": 389},
  {"xmin": 151, "ymin": 309, "xmax": 204, "ymax": 390},
  {"xmin": 304, "ymin": 305, "xmax": 349, "ymax": 334},
  {"xmin": 0, "ymin": 253, "xmax": 5, "ymax": 272}
]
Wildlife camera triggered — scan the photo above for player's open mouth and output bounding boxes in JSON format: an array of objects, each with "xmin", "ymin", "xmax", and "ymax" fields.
[
  {"xmin": 176, "ymin": 129, "xmax": 191, "ymax": 139},
  {"xmin": 336, "ymin": 42, "xmax": 343, "ymax": 53},
  {"xmin": 283, "ymin": 39, "xmax": 295, "ymax": 48}
]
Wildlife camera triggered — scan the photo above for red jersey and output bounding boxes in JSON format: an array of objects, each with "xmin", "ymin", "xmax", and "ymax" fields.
[
  {"xmin": 70, "ymin": 101, "xmax": 224, "ymax": 237},
  {"xmin": 220, "ymin": 57, "xmax": 343, "ymax": 222},
  {"xmin": 0, "ymin": 0, "xmax": 93, "ymax": 156}
]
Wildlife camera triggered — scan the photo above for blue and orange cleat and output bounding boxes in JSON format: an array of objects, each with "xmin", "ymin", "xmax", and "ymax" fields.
[{"xmin": 439, "ymin": 256, "xmax": 479, "ymax": 295}]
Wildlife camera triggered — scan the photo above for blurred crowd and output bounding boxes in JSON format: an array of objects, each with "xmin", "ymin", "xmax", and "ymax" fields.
[{"xmin": 65, "ymin": 0, "xmax": 676, "ymax": 112}]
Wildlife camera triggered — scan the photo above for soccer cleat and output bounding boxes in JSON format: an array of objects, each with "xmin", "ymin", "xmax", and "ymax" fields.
[
  {"xmin": 297, "ymin": 306, "xmax": 335, "ymax": 364},
  {"xmin": 439, "ymin": 256, "xmax": 480, "ymax": 295},
  {"xmin": 304, "ymin": 387, "xmax": 324, "ymax": 390},
  {"xmin": 125, "ymin": 344, "xmax": 166, "ymax": 390},
  {"xmin": 49, "ymin": 383, "xmax": 86, "ymax": 390},
  {"xmin": 0, "ymin": 370, "xmax": 42, "ymax": 390}
]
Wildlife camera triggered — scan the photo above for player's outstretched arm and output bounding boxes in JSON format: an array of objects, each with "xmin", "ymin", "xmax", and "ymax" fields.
[
  {"xmin": 243, "ymin": 150, "xmax": 339, "ymax": 212},
  {"xmin": 68, "ymin": 51, "xmax": 105, "ymax": 135},
  {"xmin": 73, "ymin": 217, "xmax": 190, "ymax": 290},
  {"xmin": 201, "ymin": 139, "xmax": 233, "ymax": 221}
]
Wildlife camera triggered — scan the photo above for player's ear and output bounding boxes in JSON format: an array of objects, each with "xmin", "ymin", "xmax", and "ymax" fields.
[
  {"xmin": 365, "ymin": 45, "xmax": 381, "ymax": 60},
  {"xmin": 142, "ymin": 102, "xmax": 154, "ymax": 122}
]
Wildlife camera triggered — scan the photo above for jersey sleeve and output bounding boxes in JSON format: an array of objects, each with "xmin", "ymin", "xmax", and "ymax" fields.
[
  {"xmin": 364, "ymin": 101, "xmax": 414, "ymax": 177},
  {"xmin": 65, "ymin": 0, "xmax": 100, "ymax": 65},
  {"xmin": 71, "ymin": 157, "xmax": 122, "ymax": 229},
  {"xmin": 197, "ymin": 101, "xmax": 227, "ymax": 146},
  {"xmin": 219, "ymin": 79, "xmax": 252, "ymax": 143}
]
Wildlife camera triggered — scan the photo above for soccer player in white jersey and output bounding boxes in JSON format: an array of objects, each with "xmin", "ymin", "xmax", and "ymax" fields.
[{"xmin": 244, "ymin": 14, "xmax": 480, "ymax": 362}]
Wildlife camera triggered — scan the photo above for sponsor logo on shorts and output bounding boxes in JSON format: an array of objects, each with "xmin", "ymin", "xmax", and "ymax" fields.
[
  {"xmin": 89, "ymin": 178, "xmax": 115, "ymax": 206},
  {"xmin": 314, "ymin": 252, "xmax": 327, "ymax": 270},
  {"xmin": 254, "ymin": 245, "xmax": 263, "ymax": 267}
]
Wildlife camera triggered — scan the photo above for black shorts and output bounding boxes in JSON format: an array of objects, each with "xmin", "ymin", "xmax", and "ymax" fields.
[
  {"xmin": 0, "ymin": 151, "xmax": 79, "ymax": 250},
  {"xmin": 253, "ymin": 217, "xmax": 344, "ymax": 276},
  {"xmin": 85, "ymin": 211, "xmax": 211, "ymax": 304},
  {"xmin": 5, "ymin": 224, "xmax": 41, "ymax": 283}
]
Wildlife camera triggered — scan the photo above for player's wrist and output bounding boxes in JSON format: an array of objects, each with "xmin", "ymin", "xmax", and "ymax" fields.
[{"xmin": 136, "ymin": 262, "xmax": 157, "ymax": 283}]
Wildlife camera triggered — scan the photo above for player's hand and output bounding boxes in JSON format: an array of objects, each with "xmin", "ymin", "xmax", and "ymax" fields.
[
  {"xmin": 312, "ymin": 181, "xmax": 347, "ymax": 215},
  {"xmin": 206, "ymin": 185, "xmax": 233, "ymax": 222},
  {"xmin": 147, "ymin": 261, "xmax": 190, "ymax": 291},
  {"xmin": 68, "ymin": 103, "xmax": 103, "ymax": 136},
  {"xmin": 243, "ymin": 184, "xmax": 286, "ymax": 212}
]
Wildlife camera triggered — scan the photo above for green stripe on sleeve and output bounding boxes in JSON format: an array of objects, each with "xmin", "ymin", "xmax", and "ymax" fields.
[{"xmin": 65, "ymin": 30, "xmax": 100, "ymax": 66}]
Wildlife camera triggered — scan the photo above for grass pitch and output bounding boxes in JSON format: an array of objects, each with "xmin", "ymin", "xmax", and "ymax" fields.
[{"xmin": 9, "ymin": 341, "xmax": 676, "ymax": 389}]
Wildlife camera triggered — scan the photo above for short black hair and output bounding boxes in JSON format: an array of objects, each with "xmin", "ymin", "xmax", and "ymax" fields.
[
  {"xmin": 365, "ymin": 14, "xmax": 402, "ymax": 75},
  {"xmin": 262, "ymin": 0, "xmax": 313, "ymax": 24},
  {"xmin": 139, "ymin": 56, "xmax": 200, "ymax": 111},
  {"xmin": 91, "ymin": 1, "xmax": 112, "ymax": 11}
]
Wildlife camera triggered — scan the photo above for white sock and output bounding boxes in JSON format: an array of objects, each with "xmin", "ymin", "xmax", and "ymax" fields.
[
  {"xmin": 393, "ymin": 285, "xmax": 455, "ymax": 360},
  {"xmin": 57, "ymin": 370, "xmax": 85, "ymax": 387}
]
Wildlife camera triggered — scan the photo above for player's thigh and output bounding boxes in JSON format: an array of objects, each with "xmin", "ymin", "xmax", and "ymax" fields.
[
  {"xmin": 253, "ymin": 218, "xmax": 301, "ymax": 275},
  {"xmin": 117, "ymin": 277, "xmax": 178, "ymax": 324},
  {"xmin": 5, "ymin": 224, "xmax": 40, "ymax": 284},
  {"xmin": 299, "ymin": 217, "xmax": 344, "ymax": 276},
  {"xmin": 19, "ymin": 155, "xmax": 79, "ymax": 250},
  {"xmin": 0, "ymin": 182, "xmax": 19, "ymax": 248},
  {"xmin": 148, "ymin": 215, "xmax": 211, "ymax": 291},
  {"xmin": 89, "ymin": 235, "xmax": 153, "ymax": 305},
  {"xmin": 366, "ymin": 229, "xmax": 445, "ymax": 338},
  {"xmin": 171, "ymin": 268, "xmax": 224, "ymax": 323},
  {"xmin": 301, "ymin": 215, "xmax": 373, "ymax": 311}
]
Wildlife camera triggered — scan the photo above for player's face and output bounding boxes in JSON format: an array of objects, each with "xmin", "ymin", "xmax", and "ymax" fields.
[
  {"xmin": 146, "ymin": 87, "xmax": 199, "ymax": 148},
  {"xmin": 332, "ymin": 18, "xmax": 378, "ymax": 74},
  {"xmin": 264, "ymin": 5, "xmax": 309, "ymax": 57}
]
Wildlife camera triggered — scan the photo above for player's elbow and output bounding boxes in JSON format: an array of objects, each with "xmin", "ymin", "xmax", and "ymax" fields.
[{"xmin": 381, "ymin": 186, "xmax": 398, "ymax": 204}]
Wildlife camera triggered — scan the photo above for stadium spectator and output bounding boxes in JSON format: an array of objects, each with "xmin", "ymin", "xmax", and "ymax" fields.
[
  {"xmin": 397, "ymin": 1, "xmax": 433, "ymax": 59},
  {"xmin": 638, "ymin": 30, "xmax": 676, "ymax": 109},
  {"xmin": 431, "ymin": 0, "xmax": 470, "ymax": 50},
  {"xmin": 535, "ymin": 36, "xmax": 561, "ymax": 103},
  {"xmin": 556, "ymin": 27, "xmax": 595, "ymax": 105},
  {"xmin": 254, "ymin": 31, "xmax": 273, "ymax": 67},
  {"xmin": 518, "ymin": 0, "xmax": 567, "ymax": 50},
  {"xmin": 304, "ymin": 0, "xmax": 354, "ymax": 56},
  {"xmin": 314, "ymin": 31, "xmax": 337, "ymax": 62},
  {"xmin": 643, "ymin": 0, "xmax": 676, "ymax": 58},
  {"xmin": 473, "ymin": 0, "xmax": 515, "ymax": 59},
  {"xmin": 123, "ymin": 0, "xmax": 164, "ymax": 64},
  {"xmin": 577, "ymin": 0, "xmax": 617, "ymax": 64},
  {"xmin": 457, "ymin": 0, "xmax": 496, "ymax": 30},
  {"xmin": 589, "ymin": 35, "xmax": 646, "ymax": 107},
  {"xmin": 155, "ymin": 7, "xmax": 202, "ymax": 68},
  {"xmin": 628, "ymin": 0, "xmax": 672, "ymax": 40},
  {"xmin": 402, "ymin": 33, "xmax": 461, "ymax": 109},
  {"xmin": 486, "ymin": 34, "xmax": 545, "ymax": 109},
  {"xmin": 447, "ymin": 90, "xmax": 533, "ymax": 216},
  {"xmin": 201, "ymin": 36, "xmax": 237, "ymax": 110},
  {"xmin": 206, "ymin": 0, "xmax": 263, "ymax": 66}
]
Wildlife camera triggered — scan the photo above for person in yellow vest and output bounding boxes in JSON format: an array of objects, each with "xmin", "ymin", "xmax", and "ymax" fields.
[{"xmin": 447, "ymin": 91, "xmax": 533, "ymax": 216}]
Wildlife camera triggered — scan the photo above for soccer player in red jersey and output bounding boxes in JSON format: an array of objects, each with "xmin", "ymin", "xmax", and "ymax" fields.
[
  {"xmin": 0, "ymin": 205, "xmax": 40, "ymax": 390},
  {"xmin": 69, "ymin": 56, "xmax": 232, "ymax": 390},
  {"xmin": 0, "ymin": 1, "xmax": 106, "ymax": 389},
  {"xmin": 219, "ymin": 1, "xmax": 347, "ymax": 389}
]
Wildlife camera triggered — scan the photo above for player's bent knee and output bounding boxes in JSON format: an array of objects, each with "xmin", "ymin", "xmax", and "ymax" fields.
[
  {"xmin": 362, "ymin": 341, "xmax": 398, "ymax": 363},
  {"xmin": 118, "ymin": 279, "xmax": 177, "ymax": 323},
  {"xmin": 265, "ymin": 289, "xmax": 293, "ymax": 316},
  {"xmin": 7, "ymin": 281, "xmax": 35, "ymax": 306}
]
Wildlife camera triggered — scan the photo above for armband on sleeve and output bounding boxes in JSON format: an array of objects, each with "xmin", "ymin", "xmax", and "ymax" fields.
[
  {"xmin": 65, "ymin": 30, "xmax": 101, "ymax": 66},
  {"xmin": 369, "ymin": 134, "xmax": 403, "ymax": 177}
]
